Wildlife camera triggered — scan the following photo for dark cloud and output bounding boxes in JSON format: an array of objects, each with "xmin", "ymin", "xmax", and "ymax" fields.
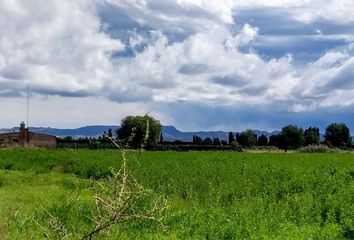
[
  {"xmin": 254, "ymin": 35, "xmax": 350, "ymax": 63},
  {"xmin": 31, "ymin": 88, "xmax": 90, "ymax": 98},
  {"xmin": 315, "ymin": 59, "xmax": 354, "ymax": 93},
  {"xmin": 234, "ymin": 9, "xmax": 354, "ymax": 62},
  {"xmin": 178, "ymin": 64, "xmax": 210, "ymax": 75},
  {"xmin": 154, "ymin": 101, "xmax": 354, "ymax": 132},
  {"xmin": 97, "ymin": 3, "xmax": 143, "ymax": 41},
  {"xmin": 234, "ymin": 8, "xmax": 354, "ymax": 36},
  {"xmin": 106, "ymin": 87, "xmax": 152, "ymax": 103},
  {"xmin": 211, "ymin": 75, "xmax": 247, "ymax": 86},
  {"xmin": 240, "ymin": 85, "xmax": 268, "ymax": 96},
  {"xmin": 1, "ymin": 66, "xmax": 27, "ymax": 80},
  {"xmin": 0, "ymin": 89, "xmax": 22, "ymax": 98}
]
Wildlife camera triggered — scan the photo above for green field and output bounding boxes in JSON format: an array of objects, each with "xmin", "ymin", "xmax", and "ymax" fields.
[{"xmin": 1, "ymin": 149, "xmax": 354, "ymax": 239}]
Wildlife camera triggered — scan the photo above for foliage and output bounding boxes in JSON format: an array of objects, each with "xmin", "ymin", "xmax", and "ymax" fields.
[
  {"xmin": 269, "ymin": 134, "xmax": 280, "ymax": 147},
  {"xmin": 2, "ymin": 150, "xmax": 354, "ymax": 238},
  {"xmin": 304, "ymin": 127, "xmax": 320, "ymax": 146},
  {"xmin": 212, "ymin": 138, "xmax": 221, "ymax": 145},
  {"xmin": 31, "ymin": 134, "xmax": 166, "ymax": 239},
  {"xmin": 324, "ymin": 123, "xmax": 352, "ymax": 148},
  {"xmin": 297, "ymin": 144, "xmax": 339, "ymax": 153},
  {"xmin": 192, "ymin": 135, "xmax": 203, "ymax": 144},
  {"xmin": 159, "ymin": 133, "xmax": 163, "ymax": 143},
  {"xmin": 203, "ymin": 137, "xmax": 212, "ymax": 145},
  {"xmin": 89, "ymin": 139, "xmax": 100, "ymax": 150},
  {"xmin": 117, "ymin": 115, "xmax": 162, "ymax": 149},
  {"xmin": 228, "ymin": 132, "xmax": 235, "ymax": 144},
  {"xmin": 257, "ymin": 134, "xmax": 268, "ymax": 146},
  {"xmin": 230, "ymin": 141, "xmax": 242, "ymax": 151},
  {"xmin": 278, "ymin": 125, "xmax": 305, "ymax": 151},
  {"xmin": 238, "ymin": 129, "xmax": 257, "ymax": 147}
]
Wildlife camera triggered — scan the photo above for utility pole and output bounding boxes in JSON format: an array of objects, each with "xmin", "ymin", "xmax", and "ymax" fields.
[{"xmin": 27, "ymin": 85, "xmax": 29, "ymax": 128}]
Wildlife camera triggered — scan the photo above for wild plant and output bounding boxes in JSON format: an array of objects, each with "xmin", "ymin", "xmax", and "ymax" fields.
[{"xmin": 34, "ymin": 118, "xmax": 167, "ymax": 239}]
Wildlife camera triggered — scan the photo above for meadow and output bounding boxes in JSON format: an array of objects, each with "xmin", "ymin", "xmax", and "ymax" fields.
[{"xmin": 1, "ymin": 149, "xmax": 354, "ymax": 239}]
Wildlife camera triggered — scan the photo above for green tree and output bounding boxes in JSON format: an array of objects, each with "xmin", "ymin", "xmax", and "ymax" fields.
[
  {"xmin": 228, "ymin": 132, "xmax": 235, "ymax": 144},
  {"xmin": 257, "ymin": 134, "xmax": 268, "ymax": 146},
  {"xmin": 269, "ymin": 134, "xmax": 280, "ymax": 146},
  {"xmin": 324, "ymin": 123, "xmax": 352, "ymax": 148},
  {"xmin": 278, "ymin": 125, "xmax": 305, "ymax": 151},
  {"xmin": 203, "ymin": 137, "xmax": 213, "ymax": 145},
  {"xmin": 117, "ymin": 115, "xmax": 162, "ymax": 148},
  {"xmin": 304, "ymin": 127, "xmax": 320, "ymax": 146},
  {"xmin": 238, "ymin": 129, "xmax": 257, "ymax": 147},
  {"xmin": 108, "ymin": 128, "xmax": 113, "ymax": 138},
  {"xmin": 213, "ymin": 138, "xmax": 221, "ymax": 145},
  {"xmin": 193, "ymin": 135, "xmax": 203, "ymax": 144},
  {"xmin": 235, "ymin": 132, "xmax": 240, "ymax": 143},
  {"xmin": 159, "ymin": 132, "xmax": 164, "ymax": 143},
  {"xmin": 230, "ymin": 141, "xmax": 242, "ymax": 151}
]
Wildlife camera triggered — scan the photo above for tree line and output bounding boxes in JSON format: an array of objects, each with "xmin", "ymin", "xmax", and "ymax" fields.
[
  {"xmin": 58, "ymin": 115, "xmax": 353, "ymax": 151},
  {"xmin": 116, "ymin": 116, "xmax": 353, "ymax": 150},
  {"xmin": 193, "ymin": 123, "xmax": 351, "ymax": 151}
]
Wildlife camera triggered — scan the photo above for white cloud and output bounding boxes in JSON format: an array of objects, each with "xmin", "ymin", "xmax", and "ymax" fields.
[
  {"xmin": 225, "ymin": 24, "xmax": 258, "ymax": 49},
  {"xmin": 1, "ymin": 0, "xmax": 354, "ymax": 129},
  {"xmin": 0, "ymin": 94, "xmax": 153, "ymax": 128},
  {"xmin": 232, "ymin": 0, "xmax": 354, "ymax": 24},
  {"xmin": 0, "ymin": 0, "xmax": 124, "ymax": 96}
]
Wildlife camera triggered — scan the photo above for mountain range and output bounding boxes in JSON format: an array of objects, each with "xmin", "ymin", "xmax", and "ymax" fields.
[
  {"xmin": 0, "ymin": 125, "xmax": 281, "ymax": 142},
  {"xmin": 161, "ymin": 126, "xmax": 281, "ymax": 142}
]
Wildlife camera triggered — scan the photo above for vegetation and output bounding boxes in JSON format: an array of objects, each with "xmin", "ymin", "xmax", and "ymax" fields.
[
  {"xmin": 230, "ymin": 141, "xmax": 242, "ymax": 151},
  {"xmin": 278, "ymin": 125, "xmax": 305, "ymax": 151},
  {"xmin": 297, "ymin": 144, "xmax": 340, "ymax": 153},
  {"xmin": 1, "ymin": 149, "xmax": 354, "ymax": 239},
  {"xmin": 257, "ymin": 134, "xmax": 268, "ymax": 146},
  {"xmin": 304, "ymin": 127, "xmax": 320, "ymax": 146},
  {"xmin": 117, "ymin": 115, "xmax": 162, "ymax": 148},
  {"xmin": 237, "ymin": 129, "xmax": 257, "ymax": 148},
  {"xmin": 57, "ymin": 119, "xmax": 353, "ymax": 152},
  {"xmin": 325, "ymin": 123, "xmax": 352, "ymax": 148}
]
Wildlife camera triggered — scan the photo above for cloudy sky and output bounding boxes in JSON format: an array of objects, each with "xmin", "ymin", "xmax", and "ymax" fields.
[{"xmin": 1, "ymin": 0, "xmax": 354, "ymax": 131}]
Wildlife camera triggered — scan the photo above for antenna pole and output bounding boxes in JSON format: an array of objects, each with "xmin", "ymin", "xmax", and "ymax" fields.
[{"xmin": 27, "ymin": 85, "xmax": 29, "ymax": 128}]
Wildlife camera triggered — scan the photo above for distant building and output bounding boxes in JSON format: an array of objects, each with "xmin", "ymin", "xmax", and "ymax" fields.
[{"xmin": 0, "ymin": 122, "xmax": 57, "ymax": 149}]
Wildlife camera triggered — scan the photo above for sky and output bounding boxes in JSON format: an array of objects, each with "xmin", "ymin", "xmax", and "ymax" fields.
[{"xmin": 1, "ymin": 0, "xmax": 354, "ymax": 131}]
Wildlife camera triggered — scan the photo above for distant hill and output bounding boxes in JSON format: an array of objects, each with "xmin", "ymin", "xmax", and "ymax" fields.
[
  {"xmin": 0, "ymin": 126, "xmax": 119, "ymax": 139},
  {"xmin": 161, "ymin": 126, "xmax": 280, "ymax": 142}
]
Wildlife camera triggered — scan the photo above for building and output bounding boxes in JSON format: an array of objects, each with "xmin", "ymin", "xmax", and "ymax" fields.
[{"xmin": 0, "ymin": 122, "xmax": 57, "ymax": 149}]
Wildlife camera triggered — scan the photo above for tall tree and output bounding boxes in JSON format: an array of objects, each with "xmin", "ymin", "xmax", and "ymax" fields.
[
  {"xmin": 117, "ymin": 115, "xmax": 162, "ymax": 148},
  {"xmin": 269, "ymin": 134, "xmax": 280, "ymax": 147},
  {"xmin": 238, "ymin": 129, "xmax": 257, "ymax": 147},
  {"xmin": 235, "ymin": 132, "xmax": 241, "ymax": 143},
  {"xmin": 228, "ymin": 132, "xmax": 235, "ymax": 144},
  {"xmin": 213, "ymin": 138, "xmax": 221, "ymax": 145},
  {"xmin": 159, "ymin": 132, "xmax": 164, "ymax": 143},
  {"xmin": 257, "ymin": 134, "xmax": 268, "ymax": 146},
  {"xmin": 108, "ymin": 128, "xmax": 113, "ymax": 138},
  {"xmin": 278, "ymin": 125, "xmax": 305, "ymax": 151},
  {"xmin": 304, "ymin": 127, "xmax": 320, "ymax": 146},
  {"xmin": 235, "ymin": 132, "xmax": 240, "ymax": 143},
  {"xmin": 324, "ymin": 123, "xmax": 352, "ymax": 148},
  {"xmin": 203, "ymin": 137, "xmax": 213, "ymax": 145},
  {"xmin": 193, "ymin": 135, "xmax": 202, "ymax": 144}
]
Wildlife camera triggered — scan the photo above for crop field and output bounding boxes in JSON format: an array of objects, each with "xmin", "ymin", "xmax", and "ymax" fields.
[{"xmin": 1, "ymin": 149, "xmax": 354, "ymax": 239}]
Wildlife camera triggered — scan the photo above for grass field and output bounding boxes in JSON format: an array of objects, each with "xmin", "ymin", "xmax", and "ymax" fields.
[{"xmin": 1, "ymin": 149, "xmax": 354, "ymax": 239}]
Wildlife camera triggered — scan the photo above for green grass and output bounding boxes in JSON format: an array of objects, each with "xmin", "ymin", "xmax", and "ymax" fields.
[{"xmin": 1, "ymin": 149, "xmax": 354, "ymax": 239}]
